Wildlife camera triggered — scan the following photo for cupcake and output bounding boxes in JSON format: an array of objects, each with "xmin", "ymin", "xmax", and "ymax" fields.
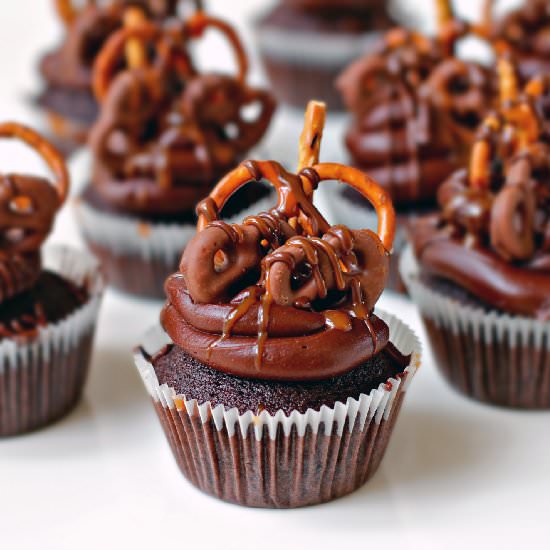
[
  {"xmin": 328, "ymin": 0, "xmax": 496, "ymax": 291},
  {"xmin": 486, "ymin": 0, "xmax": 550, "ymax": 83},
  {"xmin": 76, "ymin": 12, "xmax": 276, "ymax": 299},
  {"xmin": 134, "ymin": 101, "xmax": 421, "ymax": 508},
  {"xmin": 0, "ymin": 122, "xmax": 104, "ymax": 436},
  {"xmin": 400, "ymin": 62, "xmax": 550, "ymax": 408},
  {"xmin": 36, "ymin": 0, "xmax": 189, "ymax": 156},
  {"xmin": 256, "ymin": 0, "xmax": 397, "ymax": 111}
]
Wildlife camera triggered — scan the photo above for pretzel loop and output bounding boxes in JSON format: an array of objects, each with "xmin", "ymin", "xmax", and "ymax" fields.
[
  {"xmin": 184, "ymin": 12, "xmax": 249, "ymax": 85},
  {"xmin": 0, "ymin": 122, "xmax": 69, "ymax": 205},
  {"xmin": 197, "ymin": 161, "xmax": 395, "ymax": 253}
]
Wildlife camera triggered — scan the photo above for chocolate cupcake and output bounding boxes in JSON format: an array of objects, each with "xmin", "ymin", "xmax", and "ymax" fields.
[
  {"xmin": 36, "ymin": 0, "xmax": 194, "ymax": 156},
  {"xmin": 0, "ymin": 122, "xmax": 104, "ymax": 436},
  {"xmin": 401, "ymin": 61, "xmax": 550, "ymax": 408},
  {"xmin": 134, "ymin": 101, "xmax": 421, "ymax": 508},
  {"xmin": 256, "ymin": 0, "xmax": 397, "ymax": 111},
  {"xmin": 76, "ymin": 12, "xmax": 276, "ymax": 299},
  {"xmin": 486, "ymin": 0, "xmax": 550, "ymax": 83},
  {"xmin": 326, "ymin": 0, "xmax": 496, "ymax": 292}
]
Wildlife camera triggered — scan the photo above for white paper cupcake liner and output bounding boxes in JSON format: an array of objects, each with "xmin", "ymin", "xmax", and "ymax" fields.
[
  {"xmin": 0, "ymin": 245, "xmax": 105, "ymax": 436},
  {"xmin": 400, "ymin": 245, "xmax": 550, "ymax": 408},
  {"xmin": 134, "ymin": 310, "xmax": 421, "ymax": 507}
]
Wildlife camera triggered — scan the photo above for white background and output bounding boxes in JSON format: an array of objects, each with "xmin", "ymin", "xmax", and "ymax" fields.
[{"xmin": 0, "ymin": 1, "xmax": 548, "ymax": 549}]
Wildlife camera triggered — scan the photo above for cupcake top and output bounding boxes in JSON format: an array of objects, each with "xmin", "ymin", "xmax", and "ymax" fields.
[
  {"xmin": 0, "ymin": 123, "xmax": 71, "ymax": 319},
  {"xmin": 337, "ymin": 0, "xmax": 495, "ymax": 205},
  {"xmin": 161, "ymin": 101, "xmax": 402, "ymax": 381},
  {"xmin": 487, "ymin": 0, "xmax": 550, "ymax": 83},
  {"xmin": 411, "ymin": 58, "xmax": 550, "ymax": 319},
  {"xmin": 89, "ymin": 10, "xmax": 276, "ymax": 215},
  {"xmin": 40, "ymin": 0, "xmax": 195, "ymax": 91}
]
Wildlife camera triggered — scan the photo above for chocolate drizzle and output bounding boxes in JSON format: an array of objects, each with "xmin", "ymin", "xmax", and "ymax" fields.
[
  {"xmin": 89, "ymin": 13, "xmax": 276, "ymax": 215},
  {"xmin": 161, "ymin": 105, "xmax": 396, "ymax": 380}
]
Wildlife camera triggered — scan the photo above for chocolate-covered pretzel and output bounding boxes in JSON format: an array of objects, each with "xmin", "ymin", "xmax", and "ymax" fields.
[
  {"xmin": 337, "ymin": 0, "xmax": 496, "ymax": 205},
  {"xmin": 437, "ymin": 60, "xmax": 549, "ymax": 264},
  {"xmin": 90, "ymin": 12, "xmax": 276, "ymax": 214},
  {"xmin": 162, "ymin": 102, "xmax": 396, "ymax": 380},
  {"xmin": 0, "ymin": 123, "xmax": 68, "ymax": 303}
]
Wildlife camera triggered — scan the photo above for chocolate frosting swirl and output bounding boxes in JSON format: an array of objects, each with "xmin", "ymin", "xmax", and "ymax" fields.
[
  {"xmin": 337, "ymin": 23, "xmax": 495, "ymax": 206},
  {"xmin": 0, "ymin": 123, "xmax": 69, "ymax": 304},
  {"xmin": 161, "ymin": 116, "xmax": 397, "ymax": 381},
  {"xmin": 412, "ymin": 94, "xmax": 550, "ymax": 319},
  {"xmin": 89, "ymin": 14, "xmax": 276, "ymax": 215}
]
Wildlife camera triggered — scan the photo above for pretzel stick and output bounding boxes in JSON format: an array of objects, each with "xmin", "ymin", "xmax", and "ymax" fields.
[
  {"xmin": 124, "ymin": 6, "xmax": 148, "ymax": 69},
  {"xmin": 55, "ymin": 0, "xmax": 79, "ymax": 27},
  {"xmin": 435, "ymin": 0, "xmax": 453, "ymax": 31},
  {"xmin": 435, "ymin": 0, "xmax": 455, "ymax": 55},
  {"xmin": 497, "ymin": 56, "xmax": 519, "ymax": 106},
  {"xmin": 480, "ymin": 0, "xmax": 493, "ymax": 36},
  {"xmin": 469, "ymin": 139, "xmax": 492, "ymax": 189},
  {"xmin": 298, "ymin": 100, "xmax": 326, "ymax": 173}
]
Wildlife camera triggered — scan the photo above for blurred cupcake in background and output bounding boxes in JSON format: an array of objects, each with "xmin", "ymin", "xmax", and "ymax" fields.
[
  {"xmin": 75, "ymin": 10, "xmax": 276, "ymax": 299},
  {"xmin": 36, "ymin": 0, "xmax": 200, "ymax": 156},
  {"xmin": 401, "ymin": 58, "xmax": 550, "ymax": 408},
  {"xmin": 256, "ymin": 0, "xmax": 398, "ymax": 111},
  {"xmin": 321, "ymin": 0, "xmax": 496, "ymax": 292},
  {"xmin": 484, "ymin": 0, "xmax": 550, "ymax": 83},
  {"xmin": 0, "ymin": 122, "xmax": 104, "ymax": 437},
  {"xmin": 135, "ymin": 101, "xmax": 421, "ymax": 508}
]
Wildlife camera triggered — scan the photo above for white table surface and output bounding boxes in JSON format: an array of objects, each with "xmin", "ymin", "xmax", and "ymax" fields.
[{"xmin": 0, "ymin": 1, "xmax": 548, "ymax": 549}]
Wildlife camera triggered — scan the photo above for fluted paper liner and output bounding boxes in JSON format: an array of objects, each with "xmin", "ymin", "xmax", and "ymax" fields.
[
  {"xmin": 0, "ymin": 246, "xmax": 104, "ymax": 436},
  {"xmin": 135, "ymin": 310, "xmax": 421, "ymax": 508},
  {"xmin": 400, "ymin": 245, "xmax": 550, "ymax": 408}
]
